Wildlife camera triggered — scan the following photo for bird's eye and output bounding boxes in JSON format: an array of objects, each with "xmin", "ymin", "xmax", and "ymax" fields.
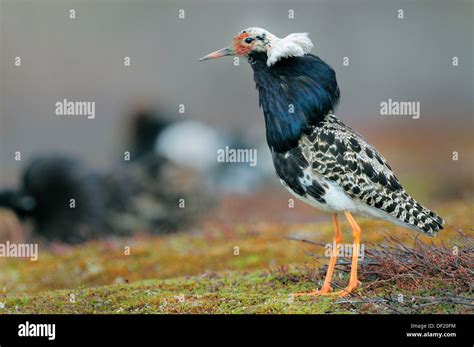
[{"xmin": 245, "ymin": 37, "xmax": 254, "ymax": 44}]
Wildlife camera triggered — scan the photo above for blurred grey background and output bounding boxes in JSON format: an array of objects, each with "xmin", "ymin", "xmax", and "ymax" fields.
[{"xmin": 0, "ymin": 0, "xmax": 473, "ymax": 193}]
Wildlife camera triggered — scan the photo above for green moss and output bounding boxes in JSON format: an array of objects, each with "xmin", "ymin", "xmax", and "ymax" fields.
[
  {"xmin": 0, "ymin": 266, "xmax": 469, "ymax": 314},
  {"xmin": 0, "ymin": 200, "xmax": 471, "ymax": 314}
]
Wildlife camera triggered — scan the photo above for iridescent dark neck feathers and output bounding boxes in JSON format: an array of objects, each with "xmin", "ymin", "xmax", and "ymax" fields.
[{"xmin": 249, "ymin": 52, "xmax": 340, "ymax": 152}]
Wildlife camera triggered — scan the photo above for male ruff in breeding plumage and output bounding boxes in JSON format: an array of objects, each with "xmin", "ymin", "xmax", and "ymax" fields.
[{"xmin": 199, "ymin": 28, "xmax": 444, "ymax": 297}]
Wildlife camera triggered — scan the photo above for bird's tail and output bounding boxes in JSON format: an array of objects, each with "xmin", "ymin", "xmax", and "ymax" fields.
[{"xmin": 400, "ymin": 193, "xmax": 444, "ymax": 236}]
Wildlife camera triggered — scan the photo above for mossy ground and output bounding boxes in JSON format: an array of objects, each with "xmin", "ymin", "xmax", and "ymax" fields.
[{"xmin": 0, "ymin": 200, "xmax": 472, "ymax": 314}]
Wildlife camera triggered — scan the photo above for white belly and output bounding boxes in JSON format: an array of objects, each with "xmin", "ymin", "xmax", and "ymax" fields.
[
  {"xmin": 280, "ymin": 176, "xmax": 356, "ymax": 213},
  {"xmin": 280, "ymin": 175, "xmax": 417, "ymax": 231}
]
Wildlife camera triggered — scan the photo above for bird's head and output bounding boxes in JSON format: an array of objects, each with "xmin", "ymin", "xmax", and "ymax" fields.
[
  {"xmin": 0, "ymin": 190, "xmax": 36, "ymax": 219},
  {"xmin": 199, "ymin": 27, "xmax": 313, "ymax": 66}
]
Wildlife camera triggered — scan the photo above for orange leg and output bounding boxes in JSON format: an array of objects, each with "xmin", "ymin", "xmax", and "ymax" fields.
[
  {"xmin": 331, "ymin": 211, "xmax": 362, "ymax": 297},
  {"xmin": 295, "ymin": 213, "xmax": 342, "ymax": 296}
]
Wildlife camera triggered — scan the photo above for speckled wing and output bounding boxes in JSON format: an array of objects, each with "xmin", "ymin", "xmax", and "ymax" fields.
[{"xmin": 299, "ymin": 114, "xmax": 444, "ymax": 235}]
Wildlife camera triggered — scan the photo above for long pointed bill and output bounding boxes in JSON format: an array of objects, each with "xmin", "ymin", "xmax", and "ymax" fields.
[{"xmin": 199, "ymin": 46, "xmax": 234, "ymax": 62}]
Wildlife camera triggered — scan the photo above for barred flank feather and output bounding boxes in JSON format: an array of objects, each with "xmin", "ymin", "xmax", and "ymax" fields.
[{"xmin": 297, "ymin": 114, "xmax": 445, "ymax": 236}]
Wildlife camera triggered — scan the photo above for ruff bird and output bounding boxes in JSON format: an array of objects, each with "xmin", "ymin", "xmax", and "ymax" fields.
[
  {"xmin": 128, "ymin": 107, "xmax": 270, "ymax": 193},
  {"xmin": 200, "ymin": 27, "xmax": 444, "ymax": 296},
  {"xmin": 0, "ymin": 154, "xmax": 214, "ymax": 244},
  {"xmin": 0, "ymin": 155, "xmax": 107, "ymax": 244}
]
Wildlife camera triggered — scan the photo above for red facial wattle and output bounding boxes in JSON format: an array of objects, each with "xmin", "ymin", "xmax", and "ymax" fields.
[{"xmin": 233, "ymin": 33, "xmax": 253, "ymax": 56}]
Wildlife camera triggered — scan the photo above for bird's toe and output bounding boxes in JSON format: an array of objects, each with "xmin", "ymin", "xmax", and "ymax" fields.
[{"xmin": 294, "ymin": 285, "xmax": 333, "ymax": 297}]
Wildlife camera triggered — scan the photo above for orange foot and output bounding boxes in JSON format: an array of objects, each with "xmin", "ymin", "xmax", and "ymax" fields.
[
  {"xmin": 331, "ymin": 280, "xmax": 361, "ymax": 297},
  {"xmin": 294, "ymin": 285, "xmax": 333, "ymax": 297}
]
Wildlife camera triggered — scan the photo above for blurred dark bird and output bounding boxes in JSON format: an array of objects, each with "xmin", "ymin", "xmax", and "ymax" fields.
[
  {"xmin": 128, "ymin": 107, "xmax": 270, "ymax": 193},
  {"xmin": 128, "ymin": 107, "xmax": 171, "ymax": 160},
  {"xmin": 200, "ymin": 27, "xmax": 444, "ymax": 296},
  {"xmin": 0, "ymin": 154, "xmax": 214, "ymax": 244},
  {"xmin": 0, "ymin": 156, "xmax": 107, "ymax": 244},
  {"xmin": 104, "ymin": 154, "xmax": 215, "ymax": 236}
]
